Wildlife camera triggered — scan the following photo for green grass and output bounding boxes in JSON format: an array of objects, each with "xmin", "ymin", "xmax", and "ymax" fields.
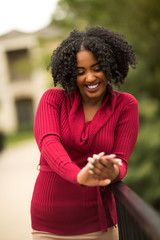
[{"xmin": 5, "ymin": 129, "xmax": 34, "ymax": 147}]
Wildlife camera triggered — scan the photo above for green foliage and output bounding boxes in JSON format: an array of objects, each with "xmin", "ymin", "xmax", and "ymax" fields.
[
  {"xmin": 51, "ymin": 0, "xmax": 132, "ymax": 32},
  {"xmin": 51, "ymin": 0, "xmax": 160, "ymax": 211},
  {"xmin": 5, "ymin": 128, "xmax": 34, "ymax": 147},
  {"xmin": 124, "ymin": 117, "xmax": 160, "ymax": 211}
]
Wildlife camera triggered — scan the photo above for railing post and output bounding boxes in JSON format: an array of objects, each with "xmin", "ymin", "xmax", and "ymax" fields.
[{"xmin": 111, "ymin": 182, "xmax": 160, "ymax": 240}]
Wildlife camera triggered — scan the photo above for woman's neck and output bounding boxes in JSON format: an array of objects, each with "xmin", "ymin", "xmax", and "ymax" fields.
[
  {"xmin": 82, "ymin": 97, "xmax": 105, "ymax": 123},
  {"xmin": 82, "ymin": 93, "xmax": 105, "ymax": 108}
]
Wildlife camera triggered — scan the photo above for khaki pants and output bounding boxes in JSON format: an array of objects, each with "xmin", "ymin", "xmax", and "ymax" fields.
[{"xmin": 32, "ymin": 226, "xmax": 119, "ymax": 240}]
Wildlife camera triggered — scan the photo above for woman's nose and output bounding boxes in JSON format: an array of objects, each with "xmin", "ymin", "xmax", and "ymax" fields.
[{"xmin": 86, "ymin": 71, "xmax": 96, "ymax": 82}]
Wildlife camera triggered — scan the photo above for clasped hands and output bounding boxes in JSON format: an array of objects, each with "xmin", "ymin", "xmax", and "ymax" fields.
[{"xmin": 77, "ymin": 152, "xmax": 122, "ymax": 187}]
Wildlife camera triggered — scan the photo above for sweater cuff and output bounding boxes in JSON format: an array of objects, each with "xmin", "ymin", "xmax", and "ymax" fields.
[{"xmin": 111, "ymin": 163, "xmax": 127, "ymax": 184}]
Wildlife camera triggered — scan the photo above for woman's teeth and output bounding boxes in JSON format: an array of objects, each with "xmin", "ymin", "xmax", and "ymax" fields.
[{"xmin": 86, "ymin": 83, "xmax": 99, "ymax": 89}]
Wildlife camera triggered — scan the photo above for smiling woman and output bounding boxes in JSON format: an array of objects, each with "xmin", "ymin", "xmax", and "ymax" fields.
[{"xmin": 31, "ymin": 26, "xmax": 139, "ymax": 240}]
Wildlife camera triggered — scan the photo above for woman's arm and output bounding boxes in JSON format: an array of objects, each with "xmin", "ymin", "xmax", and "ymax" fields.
[
  {"xmin": 41, "ymin": 134, "xmax": 81, "ymax": 184},
  {"xmin": 111, "ymin": 98, "xmax": 139, "ymax": 182},
  {"xmin": 34, "ymin": 89, "xmax": 80, "ymax": 184}
]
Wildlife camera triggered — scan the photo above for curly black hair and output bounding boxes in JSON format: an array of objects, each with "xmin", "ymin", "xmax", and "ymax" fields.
[{"xmin": 48, "ymin": 26, "xmax": 137, "ymax": 93}]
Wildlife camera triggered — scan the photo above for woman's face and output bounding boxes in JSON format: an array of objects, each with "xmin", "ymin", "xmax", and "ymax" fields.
[{"xmin": 76, "ymin": 50, "xmax": 107, "ymax": 103}]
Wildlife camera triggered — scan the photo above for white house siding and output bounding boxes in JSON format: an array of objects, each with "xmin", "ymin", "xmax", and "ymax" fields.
[{"xmin": 0, "ymin": 31, "xmax": 47, "ymax": 134}]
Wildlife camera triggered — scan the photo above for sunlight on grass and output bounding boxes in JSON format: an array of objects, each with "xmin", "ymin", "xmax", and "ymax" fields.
[{"xmin": 5, "ymin": 129, "xmax": 34, "ymax": 147}]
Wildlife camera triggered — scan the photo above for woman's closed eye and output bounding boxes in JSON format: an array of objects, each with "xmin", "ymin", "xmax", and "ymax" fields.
[
  {"xmin": 93, "ymin": 67, "xmax": 102, "ymax": 72},
  {"xmin": 77, "ymin": 71, "xmax": 85, "ymax": 76},
  {"xmin": 77, "ymin": 68, "xmax": 102, "ymax": 76}
]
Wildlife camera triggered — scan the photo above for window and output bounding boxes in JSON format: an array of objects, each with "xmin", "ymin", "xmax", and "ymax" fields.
[
  {"xmin": 15, "ymin": 98, "xmax": 33, "ymax": 130},
  {"xmin": 6, "ymin": 49, "xmax": 32, "ymax": 82}
]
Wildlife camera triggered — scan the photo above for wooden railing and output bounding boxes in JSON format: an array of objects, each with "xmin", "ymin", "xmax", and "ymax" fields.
[{"xmin": 111, "ymin": 182, "xmax": 160, "ymax": 240}]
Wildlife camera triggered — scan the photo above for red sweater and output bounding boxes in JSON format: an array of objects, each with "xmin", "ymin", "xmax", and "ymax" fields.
[{"xmin": 31, "ymin": 86, "xmax": 139, "ymax": 235}]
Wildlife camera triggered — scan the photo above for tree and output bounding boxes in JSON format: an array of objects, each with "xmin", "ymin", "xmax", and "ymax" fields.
[{"xmin": 50, "ymin": 0, "xmax": 160, "ymax": 212}]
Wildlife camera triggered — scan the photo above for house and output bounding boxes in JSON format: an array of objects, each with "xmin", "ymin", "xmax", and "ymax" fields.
[{"xmin": 0, "ymin": 27, "xmax": 61, "ymax": 134}]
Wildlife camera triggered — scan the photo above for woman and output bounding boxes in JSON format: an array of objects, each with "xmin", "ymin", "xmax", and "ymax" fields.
[{"xmin": 31, "ymin": 26, "xmax": 139, "ymax": 240}]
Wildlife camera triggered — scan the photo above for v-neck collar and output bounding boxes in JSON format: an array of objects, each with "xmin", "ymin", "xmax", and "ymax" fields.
[{"xmin": 68, "ymin": 85, "xmax": 116, "ymax": 152}]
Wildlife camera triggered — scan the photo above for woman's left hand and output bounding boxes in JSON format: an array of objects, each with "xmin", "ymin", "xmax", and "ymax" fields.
[{"xmin": 87, "ymin": 153, "xmax": 121, "ymax": 182}]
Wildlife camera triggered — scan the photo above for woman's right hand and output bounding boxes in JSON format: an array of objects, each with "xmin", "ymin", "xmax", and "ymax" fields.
[
  {"xmin": 77, "ymin": 152, "xmax": 121, "ymax": 187},
  {"xmin": 77, "ymin": 161, "xmax": 111, "ymax": 187}
]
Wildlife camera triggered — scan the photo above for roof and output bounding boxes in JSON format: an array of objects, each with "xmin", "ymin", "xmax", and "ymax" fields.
[
  {"xmin": 0, "ymin": 26, "xmax": 62, "ymax": 40},
  {"xmin": 0, "ymin": 30, "xmax": 29, "ymax": 39}
]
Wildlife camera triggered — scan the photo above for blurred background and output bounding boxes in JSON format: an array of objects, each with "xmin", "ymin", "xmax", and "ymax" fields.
[{"xmin": 0, "ymin": 0, "xmax": 159, "ymax": 239}]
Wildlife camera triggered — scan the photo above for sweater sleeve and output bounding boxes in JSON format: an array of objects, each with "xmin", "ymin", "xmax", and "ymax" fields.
[
  {"xmin": 34, "ymin": 89, "xmax": 81, "ymax": 184},
  {"xmin": 112, "ymin": 95, "xmax": 139, "ymax": 183}
]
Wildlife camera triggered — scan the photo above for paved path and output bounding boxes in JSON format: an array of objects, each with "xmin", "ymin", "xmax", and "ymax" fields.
[{"xmin": 0, "ymin": 140, "xmax": 40, "ymax": 240}]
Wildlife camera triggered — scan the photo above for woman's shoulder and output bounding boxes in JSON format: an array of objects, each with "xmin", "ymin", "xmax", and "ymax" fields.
[
  {"xmin": 43, "ymin": 87, "xmax": 65, "ymax": 96},
  {"xmin": 41, "ymin": 88, "xmax": 65, "ymax": 103},
  {"xmin": 114, "ymin": 91, "xmax": 138, "ymax": 106}
]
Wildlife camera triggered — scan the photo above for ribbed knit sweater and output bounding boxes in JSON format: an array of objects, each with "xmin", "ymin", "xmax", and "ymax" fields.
[{"xmin": 31, "ymin": 86, "xmax": 139, "ymax": 235}]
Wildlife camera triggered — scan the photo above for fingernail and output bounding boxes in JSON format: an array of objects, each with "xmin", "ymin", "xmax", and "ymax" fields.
[
  {"xmin": 87, "ymin": 157, "xmax": 95, "ymax": 163},
  {"xmin": 118, "ymin": 162, "xmax": 123, "ymax": 166},
  {"xmin": 88, "ymin": 163, "xmax": 94, "ymax": 169},
  {"xmin": 108, "ymin": 179, "xmax": 111, "ymax": 184},
  {"xmin": 115, "ymin": 158, "xmax": 122, "ymax": 162},
  {"xmin": 109, "ymin": 154, "xmax": 116, "ymax": 158},
  {"xmin": 99, "ymin": 152, "xmax": 105, "ymax": 156},
  {"xmin": 115, "ymin": 158, "xmax": 122, "ymax": 166},
  {"xmin": 89, "ymin": 170, "xmax": 93, "ymax": 174},
  {"xmin": 93, "ymin": 154, "xmax": 100, "ymax": 160}
]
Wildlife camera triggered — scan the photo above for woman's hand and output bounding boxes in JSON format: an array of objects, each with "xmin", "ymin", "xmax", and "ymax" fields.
[
  {"xmin": 88, "ymin": 153, "xmax": 121, "ymax": 181},
  {"xmin": 77, "ymin": 152, "xmax": 121, "ymax": 187},
  {"xmin": 77, "ymin": 160, "xmax": 111, "ymax": 187}
]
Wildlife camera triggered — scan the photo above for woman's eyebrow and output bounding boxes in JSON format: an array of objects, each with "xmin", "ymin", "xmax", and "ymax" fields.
[
  {"xmin": 91, "ymin": 62, "xmax": 100, "ymax": 67},
  {"xmin": 76, "ymin": 66, "xmax": 84, "ymax": 69}
]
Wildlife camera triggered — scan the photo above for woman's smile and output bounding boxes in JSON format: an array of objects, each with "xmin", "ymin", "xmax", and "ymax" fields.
[{"xmin": 85, "ymin": 82, "xmax": 101, "ymax": 92}]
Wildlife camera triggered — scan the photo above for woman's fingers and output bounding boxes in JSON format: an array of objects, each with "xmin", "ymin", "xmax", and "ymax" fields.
[
  {"xmin": 87, "ymin": 152, "xmax": 122, "ymax": 180},
  {"xmin": 77, "ymin": 162, "xmax": 111, "ymax": 187},
  {"xmin": 87, "ymin": 161, "xmax": 109, "ymax": 180},
  {"xmin": 92, "ymin": 153, "xmax": 122, "ymax": 167},
  {"xmin": 99, "ymin": 157, "xmax": 122, "ymax": 167},
  {"xmin": 102, "ymin": 155, "xmax": 122, "ymax": 166},
  {"xmin": 98, "ymin": 178, "xmax": 111, "ymax": 186}
]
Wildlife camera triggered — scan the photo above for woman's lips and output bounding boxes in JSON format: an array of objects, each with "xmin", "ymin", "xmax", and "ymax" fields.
[{"xmin": 85, "ymin": 82, "xmax": 100, "ymax": 92}]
